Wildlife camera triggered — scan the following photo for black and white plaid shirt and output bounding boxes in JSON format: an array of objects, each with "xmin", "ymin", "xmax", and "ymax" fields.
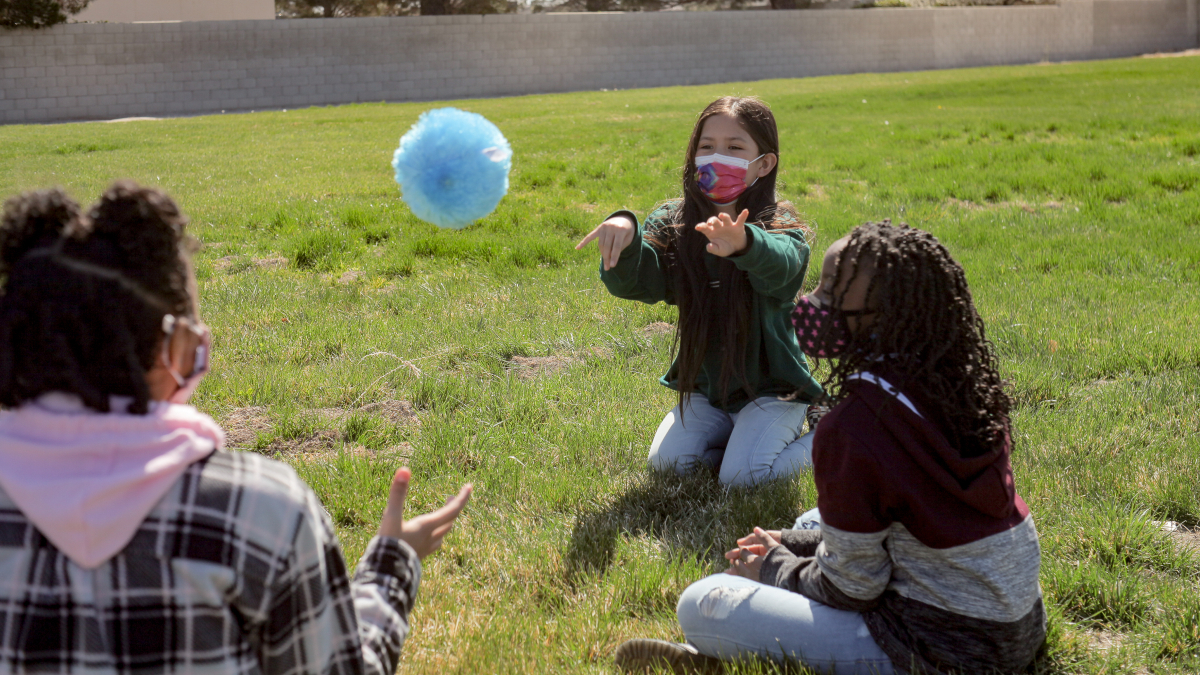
[{"xmin": 0, "ymin": 450, "xmax": 420, "ymax": 674}]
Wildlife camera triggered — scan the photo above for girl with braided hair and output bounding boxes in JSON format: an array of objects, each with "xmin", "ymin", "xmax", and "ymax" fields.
[
  {"xmin": 0, "ymin": 182, "xmax": 470, "ymax": 674},
  {"xmin": 576, "ymin": 96, "xmax": 823, "ymax": 486},
  {"xmin": 617, "ymin": 221, "xmax": 1044, "ymax": 675}
]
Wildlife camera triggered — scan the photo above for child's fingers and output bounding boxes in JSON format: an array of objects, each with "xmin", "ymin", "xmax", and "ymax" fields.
[
  {"xmin": 430, "ymin": 521, "xmax": 455, "ymax": 540},
  {"xmin": 753, "ymin": 526, "xmax": 779, "ymax": 548},
  {"xmin": 575, "ymin": 226, "xmax": 602, "ymax": 250},
  {"xmin": 385, "ymin": 467, "xmax": 411, "ymax": 519},
  {"xmin": 735, "ymin": 209, "xmax": 749, "ymax": 228},
  {"xmin": 426, "ymin": 485, "xmax": 472, "ymax": 526},
  {"xmin": 601, "ymin": 232, "xmax": 617, "ymax": 269}
]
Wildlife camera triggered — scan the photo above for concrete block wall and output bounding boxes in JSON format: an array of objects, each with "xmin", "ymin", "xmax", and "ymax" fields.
[
  {"xmin": 73, "ymin": 0, "xmax": 275, "ymax": 23},
  {"xmin": 1, "ymin": 0, "xmax": 1196, "ymax": 125}
]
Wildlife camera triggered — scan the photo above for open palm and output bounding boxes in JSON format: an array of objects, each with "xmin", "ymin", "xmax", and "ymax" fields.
[{"xmin": 695, "ymin": 209, "xmax": 749, "ymax": 257}]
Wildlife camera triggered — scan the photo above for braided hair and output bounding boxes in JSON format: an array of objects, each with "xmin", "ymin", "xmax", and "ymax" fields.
[
  {"xmin": 823, "ymin": 220, "xmax": 1011, "ymax": 457},
  {"xmin": 646, "ymin": 96, "xmax": 811, "ymax": 410},
  {"xmin": 0, "ymin": 182, "xmax": 194, "ymax": 415}
]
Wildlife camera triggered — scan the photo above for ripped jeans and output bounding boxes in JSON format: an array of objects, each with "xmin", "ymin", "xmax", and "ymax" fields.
[{"xmin": 675, "ymin": 509, "xmax": 894, "ymax": 675}]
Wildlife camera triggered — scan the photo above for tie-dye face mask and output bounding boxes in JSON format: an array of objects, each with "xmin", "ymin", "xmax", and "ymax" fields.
[{"xmin": 695, "ymin": 153, "xmax": 764, "ymax": 205}]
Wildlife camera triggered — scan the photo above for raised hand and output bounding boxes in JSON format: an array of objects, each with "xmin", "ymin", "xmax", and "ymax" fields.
[
  {"xmin": 694, "ymin": 209, "xmax": 749, "ymax": 257},
  {"xmin": 575, "ymin": 215, "xmax": 636, "ymax": 271},
  {"xmin": 378, "ymin": 467, "xmax": 472, "ymax": 560}
]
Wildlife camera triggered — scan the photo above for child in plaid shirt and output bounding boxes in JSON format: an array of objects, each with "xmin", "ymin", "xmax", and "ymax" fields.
[{"xmin": 0, "ymin": 182, "xmax": 470, "ymax": 674}]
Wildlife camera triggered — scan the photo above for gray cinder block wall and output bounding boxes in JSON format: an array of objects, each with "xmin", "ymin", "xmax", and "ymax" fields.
[{"xmin": 0, "ymin": 0, "xmax": 1196, "ymax": 125}]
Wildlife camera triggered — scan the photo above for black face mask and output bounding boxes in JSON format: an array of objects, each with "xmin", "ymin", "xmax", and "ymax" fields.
[{"xmin": 791, "ymin": 295, "xmax": 869, "ymax": 359}]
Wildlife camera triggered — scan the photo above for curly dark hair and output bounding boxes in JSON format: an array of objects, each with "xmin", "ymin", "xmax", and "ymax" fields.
[
  {"xmin": 0, "ymin": 182, "xmax": 194, "ymax": 414},
  {"xmin": 646, "ymin": 96, "xmax": 811, "ymax": 410},
  {"xmin": 822, "ymin": 220, "xmax": 1011, "ymax": 457}
]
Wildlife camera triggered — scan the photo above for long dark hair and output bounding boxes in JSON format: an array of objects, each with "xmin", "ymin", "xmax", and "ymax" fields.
[
  {"xmin": 823, "ymin": 220, "xmax": 1011, "ymax": 457},
  {"xmin": 646, "ymin": 96, "xmax": 807, "ymax": 410},
  {"xmin": 0, "ymin": 182, "xmax": 194, "ymax": 414}
]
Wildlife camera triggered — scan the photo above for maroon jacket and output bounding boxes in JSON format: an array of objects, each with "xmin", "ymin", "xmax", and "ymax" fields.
[{"xmin": 760, "ymin": 372, "xmax": 1045, "ymax": 674}]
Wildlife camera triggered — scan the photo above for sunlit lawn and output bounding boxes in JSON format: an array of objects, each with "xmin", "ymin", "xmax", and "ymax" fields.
[{"xmin": 3, "ymin": 53, "xmax": 1199, "ymax": 673}]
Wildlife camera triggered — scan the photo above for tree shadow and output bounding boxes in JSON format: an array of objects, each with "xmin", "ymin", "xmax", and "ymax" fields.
[{"xmin": 564, "ymin": 468, "xmax": 816, "ymax": 585}]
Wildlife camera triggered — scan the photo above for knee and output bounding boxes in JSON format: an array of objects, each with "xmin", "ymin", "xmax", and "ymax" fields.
[
  {"xmin": 647, "ymin": 449, "xmax": 693, "ymax": 475},
  {"xmin": 677, "ymin": 575, "xmax": 757, "ymax": 631},
  {"xmin": 676, "ymin": 577, "xmax": 720, "ymax": 635}
]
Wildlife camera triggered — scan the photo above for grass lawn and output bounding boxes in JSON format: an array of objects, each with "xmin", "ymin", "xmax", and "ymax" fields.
[{"xmin": 3, "ymin": 53, "xmax": 1200, "ymax": 674}]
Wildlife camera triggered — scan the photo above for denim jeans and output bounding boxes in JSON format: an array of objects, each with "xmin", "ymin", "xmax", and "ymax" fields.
[
  {"xmin": 676, "ymin": 573, "xmax": 893, "ymax": 675},
  {"xmin": 647, "ymin": 394, "xmax": 813, "ymax": 486}
]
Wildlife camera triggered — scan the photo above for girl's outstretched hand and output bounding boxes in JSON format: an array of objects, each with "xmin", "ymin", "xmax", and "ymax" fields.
[
  {"xmin": 378, "ymin": 467, "xmax": 472, "ymax": 560},
  {"xmin": 695, "ymin": 209, "xmax": 749, "ymax": 257},
  {"xmin": 576, "ymin": 215, "xmax": 636, "ymax": 271}
]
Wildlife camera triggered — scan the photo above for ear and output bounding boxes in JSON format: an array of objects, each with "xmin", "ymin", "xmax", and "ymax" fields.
[{"xmin": 757, "ymin": 153, "xmax": 778, "ymax": 178}]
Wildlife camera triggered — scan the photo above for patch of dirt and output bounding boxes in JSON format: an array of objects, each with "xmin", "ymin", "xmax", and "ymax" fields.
[
  {"xmin": 805, "ymin": 184, "xmax": 829, "ymax": 201},
  {"xmin": 295, "ymin": 439, "xmax": 417, "ymax": 458},
  {"xmin": 221, "ymin": 401, "xmax": 419, "ymax": 456},
  {"xmin": 641, "ymin": 322, "xmax": 674, "ymax": 337},
  {"xmin": 310, "ymin": 400, "xmax": 420, "ymax": 427},
  {"xmin": 254, "ymin": 257, "xmax": 288, "ymax": 270},
  {"xmin": 1157, "ymin": 521, "xmax": 1200, "ymax": 552},
  {"xmin": 588, "ymin": 346, "xmax": 614, "ymax": 360},
  {"xmin": 506, "ymin": 355, "xmax": 582, "ymax": 380},
  {"xmin": 1142, "ymin": 48, "xmax": 1200, "ymax": 59},
  {"xmin": 944, "ymin": 198, "xmax": 1065, "ymax": 213},
  {"xmin": 214, "ymin": 256, "xmax": 289, "ymax": 272},
  {"xmin": 270, "ymin": 428, "xmax": 341, "ymax": 456},
  {"xmin": 221, "ymin": 406, "xmax": 274, "ymax": 450},
  {"xmin": 1086, "ymin": 629, "xmax": 1126, "ymax": 652},
  {"xmin": 358, "ymin": 400, "xmax": 420, "ymax": 426},
  {"xmin": 577, "ymin": 203, "xmax": 599, "ymax": 213},
  {"xmin": 338, "ymin": 270, "xmax": 365, "ymax": 284}
]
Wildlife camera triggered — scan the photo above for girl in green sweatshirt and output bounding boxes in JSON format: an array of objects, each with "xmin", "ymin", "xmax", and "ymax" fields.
[{"xmin": 576, "ymin": 96, "xmax": 822, "ymax": 486}]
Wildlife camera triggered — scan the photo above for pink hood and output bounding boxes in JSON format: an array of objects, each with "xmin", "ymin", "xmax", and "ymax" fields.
[{"xmin": 0, "ymin": 393, "xmax": 223, "ymax": 569}]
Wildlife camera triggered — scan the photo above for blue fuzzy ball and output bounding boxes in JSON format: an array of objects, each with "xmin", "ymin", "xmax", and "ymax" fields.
[{"xmin": 391, "ymin": 108, "xmax": 512, "ymax": 230}]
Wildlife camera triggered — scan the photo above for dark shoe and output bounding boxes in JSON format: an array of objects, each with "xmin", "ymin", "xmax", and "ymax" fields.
[{"xmin": 614, "ymin": 639, "xmax": 722, "ymax": 674}]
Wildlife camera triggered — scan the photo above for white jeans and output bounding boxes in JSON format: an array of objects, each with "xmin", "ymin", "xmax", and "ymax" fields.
[{"xmin": 647, "ymin": 394, "xmax": 814, "ymax": 486}]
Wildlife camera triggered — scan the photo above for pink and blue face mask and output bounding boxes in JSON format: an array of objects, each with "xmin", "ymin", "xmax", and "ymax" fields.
[{"xmin": 695, "ymin": 153, "xmax": 764, "ymax": 205}]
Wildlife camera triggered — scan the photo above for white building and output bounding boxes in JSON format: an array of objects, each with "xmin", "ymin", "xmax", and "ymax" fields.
[{"xmin": 73, "ymin": 0, "xmax": 275, "ymax": 23}]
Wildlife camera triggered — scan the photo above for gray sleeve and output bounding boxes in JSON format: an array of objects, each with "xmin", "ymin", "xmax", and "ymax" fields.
[
  {"xmin": 759, "ymin": 525, "xmax": 891, "ymax": 613},
  {"xmin": 779, "ymin": 528, "xmax": 822, "ymax": 557}
]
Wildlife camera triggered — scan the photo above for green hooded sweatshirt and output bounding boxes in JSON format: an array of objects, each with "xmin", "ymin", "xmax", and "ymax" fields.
[{"xmin": 599, "ymin": 203, "xmax": 823, "ymax": 412}]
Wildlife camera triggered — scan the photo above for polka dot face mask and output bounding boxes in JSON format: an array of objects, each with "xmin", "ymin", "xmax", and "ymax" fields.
[{"xmin": 791, "ymin": 295, "xmax": 868, "ymax": 359}]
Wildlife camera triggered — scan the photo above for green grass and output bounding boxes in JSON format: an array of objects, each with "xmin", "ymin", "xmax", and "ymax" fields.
[{"xmin": 3, "ymin": 54, "xmax": 1199, "ymax": 673}]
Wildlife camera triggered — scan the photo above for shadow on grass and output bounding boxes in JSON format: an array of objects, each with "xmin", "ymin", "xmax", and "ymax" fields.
[{"xmin": 564, "ymin": 468, "xmax": 813, "ymax": 585}]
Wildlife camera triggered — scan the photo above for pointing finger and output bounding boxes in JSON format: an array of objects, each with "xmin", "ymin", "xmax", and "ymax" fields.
[
  {"xmin": 575, "ymin": 226, "xmax": 601, "ymax": 250},
  {"xmin": 386, "ymin": 467, "xmax": 411, "ymax": 520}
]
